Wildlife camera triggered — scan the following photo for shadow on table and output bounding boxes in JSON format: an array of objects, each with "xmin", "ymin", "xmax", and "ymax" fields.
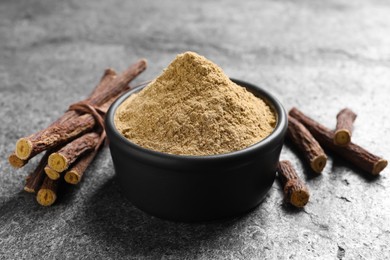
[
  {"xmin": 83, "ymin": 177, "xmax": 264, "ymax": 256},
  {"xmin": 0, "ymin": 180, "xmax": 80, "ymax": 220},
  {"xmin": 0, "ymin": 191, "xmax": 31, "ymax": 216},
  {"xmin": 330, "ymin": 155, "xmax": 381, "ymax": 182}
]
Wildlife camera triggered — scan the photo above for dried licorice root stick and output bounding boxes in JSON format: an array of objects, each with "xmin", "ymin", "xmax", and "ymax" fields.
[
  {"xmin": 24, "ymin": 151, "xmax": 51, "ymax": 193},
  {"xmin": 290, "ymin": 107, "xmax": 388, "ymax": 175},
  {"xmin": 87, "ymin": 59, "xmax": 147, "ymax": 106},
  {"xmin": 44, "ymin": 132, "xmax": 105, "ymax": 181},
  {"xmin": 287, "ymin": 116, "xmax": 327, "ymax": 174},
  {"xmin": 47, "ymin": 132, "xmax": 100, "ymax": 174},
  {"xmin": 15, "ymin": 59, "xmax": 147, "ymax": 161},
  {"xmin": 63, "ymin": 151, "xmax": 96, "ymax": 184},
  {"xmin": 36, "ymin": 176, "xmax": 59, "ymax": 206},
  {"xmin": 277, "ymin": 160, "xmax": 310, "ymax": 208},
  {"xmin": 89, "ymin": 68, "xmax": 117, "ymax": 97},
  {"xmin": 8, "ymin": 153, "xmax": 28, "ymax": 168},
  {"xmin": 334, "ymin": 108, "xmax": 357, "ymax": 146},
  {"xmin": 14, "ymin": 68, "xmax": 116, "ymax": 161},
  {"xmin": 64, "ymin": 133, "xmax": 105, "ymax": 185}
]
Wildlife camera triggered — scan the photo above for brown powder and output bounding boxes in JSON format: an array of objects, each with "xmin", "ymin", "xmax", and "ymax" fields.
[{"xmin": 114, "ymin": 51, "xmax": 276, "ymax": 156}]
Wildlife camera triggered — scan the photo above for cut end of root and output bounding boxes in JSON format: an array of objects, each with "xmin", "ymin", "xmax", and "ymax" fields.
[
  {"xmin": 290, "ymin": 190, "xmax": 310, "ymax": 208},
  {"xmin": 372, "ymin": 159, "xmax": 388, "ymax": 175},
  {"xmin": 44, "ymin": 166, "xmax": 60, "ymax": 180},
  {"xmin": 140, "ymin": 58, "xmax": 148, "ymax": 66},
  {"xmin": 64, "ymin": 171, "xmax": 80, "ymax": 184},
  {"xmin": 48, "ymin": 153, "xmax": 68, "ymax": 172},
  {"xmin": 36, "ymin": 189, "xmax": 57, "ymax": 206},
  {"xmin": 334, "ymin": 129, "xmax": 351, "ymax": 146},
  {"xmin": 104, "ymin": 68, "xmax": 117, "ymax": 77},
  {"xmin": 311, "ymin": 155, "xmax": 327, "ymax": 173},
  {"xmin": 15, "ymin": 138, "xmax": 33, "ymax": 160},
  {"xmin": 23, "ymin": 186, "xmax": 35, "ymax": 193},
  {"xmin": 8, "ymin": 153, "xmax": 27, "ymax": 168}
]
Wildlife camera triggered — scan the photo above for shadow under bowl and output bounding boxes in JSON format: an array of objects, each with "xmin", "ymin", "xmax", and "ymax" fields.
[{"xmin": 105, "ymin": 79, "xmax": 287, "ymax": 222}]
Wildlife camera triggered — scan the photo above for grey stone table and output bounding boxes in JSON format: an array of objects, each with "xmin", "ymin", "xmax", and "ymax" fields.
[{"xmin": 1, "ymin": 0, "xmax": 389, "ymax": 259}]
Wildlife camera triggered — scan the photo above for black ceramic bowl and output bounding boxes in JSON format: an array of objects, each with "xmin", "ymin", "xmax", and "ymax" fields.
[{"xmin": 105, "ymin": 79, "xmax": 287, "ymax": 222}]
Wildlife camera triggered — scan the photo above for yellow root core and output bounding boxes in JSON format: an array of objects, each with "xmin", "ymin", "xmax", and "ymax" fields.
[
  {"xmin": 372, "ymin": 159, "xmax": 388, "ymax": 175},
  {"xmin": 44, "ymin": 166, "xmax": 60, "ymax": 180},
  {"xmin": 290, "ymin": 190, "xmax": 310, "ymax": 208},
  {"xmin": 334, "ymin": 129, "xmax": 351, "ymax": 146},
  {"xmin": 8, "ymin": 153, "xmax": 27, "ymax": 168},
  {"xmin": 36, "ymin": 189, "xmax": 57, "ymax": 206},
  {"xmin": 15, "ymin": 138, "xmax": 33, "ymax": 160},
  {"xmin": 310, "ymin": 155, "xmax": 327, "ymax": 174},
  {"xmin": 64, "ymin": 171, "xmax": 80, "ymax": 185},
  {"xmin": 48, "ymin": 153, "xmax": 68, "ymax": 172}
]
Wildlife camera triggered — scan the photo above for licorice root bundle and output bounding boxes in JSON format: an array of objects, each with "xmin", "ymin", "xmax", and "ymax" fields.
[
  {"xmin": 15, "ymin": 60, "xmax": 146, "ymax": 161},
  {"xmin": 8, "ymin": 59, "xmax": 148, "ymax": 206}
]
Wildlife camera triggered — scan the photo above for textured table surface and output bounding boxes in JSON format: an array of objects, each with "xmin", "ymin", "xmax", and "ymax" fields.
[{"xmin": 1, "ymin": 0, "xmax": 390, "ymax": 259}]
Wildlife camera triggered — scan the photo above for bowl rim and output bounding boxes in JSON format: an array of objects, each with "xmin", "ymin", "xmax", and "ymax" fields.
[{"xmin": 105, "ymin": 78, "xmax": 287, "ymax": 163}]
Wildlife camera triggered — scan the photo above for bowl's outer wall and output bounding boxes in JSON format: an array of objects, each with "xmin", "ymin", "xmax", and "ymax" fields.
[
  {"xmin": 106, "ymin": 79, "xmax": 287, "ymax": 222},
  {"xmin": 109, "ymin": 141, "xmax": 283, "ymax": 221}
]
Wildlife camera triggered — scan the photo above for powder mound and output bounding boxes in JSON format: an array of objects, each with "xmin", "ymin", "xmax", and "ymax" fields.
[{"xmin": 115, "ymin": 51, "xmax": 276, "ymax": 156}]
